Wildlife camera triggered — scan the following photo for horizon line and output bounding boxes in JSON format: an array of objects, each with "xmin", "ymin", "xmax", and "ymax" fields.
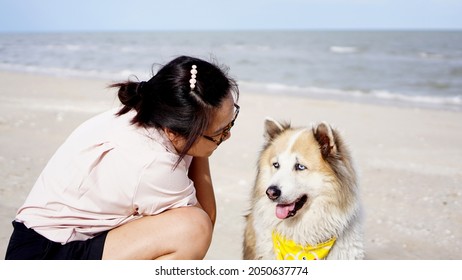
[{"xmin": 1, "ymin": 27, "xmax": 462, "ymax": 34}]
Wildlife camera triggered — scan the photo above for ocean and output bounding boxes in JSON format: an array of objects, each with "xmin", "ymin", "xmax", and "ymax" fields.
[{"xmin": 1, "ymin": 31, "xmax": 461, "ymax": 110}]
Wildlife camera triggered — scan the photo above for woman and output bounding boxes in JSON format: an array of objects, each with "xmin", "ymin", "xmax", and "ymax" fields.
[{"xmin": 5, "ymin": 56, "xmax": 240, "ymax": 260}]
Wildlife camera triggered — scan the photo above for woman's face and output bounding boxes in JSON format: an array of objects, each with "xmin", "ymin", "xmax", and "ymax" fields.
[{"xmin": 184, "ymin": 94, "xmax": 237, "ymax": 158}]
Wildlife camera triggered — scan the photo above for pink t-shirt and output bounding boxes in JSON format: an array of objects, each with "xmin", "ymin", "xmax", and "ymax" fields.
[{"xmin": 16, "ymin": 108, "xmax": 198, "ymax": 244}]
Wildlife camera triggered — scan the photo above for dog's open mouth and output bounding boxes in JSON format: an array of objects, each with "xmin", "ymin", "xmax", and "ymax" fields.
[{"xmin": 275, "ymin": 195, "xmax": 308, "ymax": 219}]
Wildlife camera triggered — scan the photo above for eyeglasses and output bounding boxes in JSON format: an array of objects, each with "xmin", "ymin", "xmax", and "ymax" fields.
[{"xmin": 203, "ymin": 103, "xmax": 240, "ymax": 146}]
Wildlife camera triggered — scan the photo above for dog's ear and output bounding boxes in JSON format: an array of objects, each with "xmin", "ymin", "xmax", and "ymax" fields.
[
  {"xmin": 313, "ymin": 122, "xmax": 338, "ymax": 158},
  {"xmin": 264, "ymin": 118, "xmax": 290, "ymax": 141}
]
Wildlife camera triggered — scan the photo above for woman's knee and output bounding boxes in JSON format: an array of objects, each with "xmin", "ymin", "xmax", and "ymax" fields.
[
  {"xmin": 172, "ymin": 207, "xmax": 213, "ymax": 258},
  {"xmin": 103, "ymin": 206, "xmax": 213, "ymax": 260}
]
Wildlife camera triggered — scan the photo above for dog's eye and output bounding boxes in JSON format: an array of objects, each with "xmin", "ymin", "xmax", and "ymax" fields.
[
  {"xmin": 272, "ymin": 162, "xmax": 280, "ymax": 169},
  {"xmin": 295, "ymin": 163, "xmax": 307, "ymax": 171}
]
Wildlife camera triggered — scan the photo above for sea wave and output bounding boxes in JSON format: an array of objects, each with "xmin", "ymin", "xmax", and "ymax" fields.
[
  {"xmin": 329, "ymin": 46, "xmax": 359, "ymax": 54},
  {"xmin": 44, "ymin": 44, "xmax": 85, "ymax": 52},
  {"xmin": 370, "ymin": 90, "xmax": 462, "ymax": 106},
  {"xmin": 0, "ymin": 63, "xmax": 150, "ymax": 81},
  {"xmin": 239, "ymin": 81, "xmax": 462, "ymax": 111},
  {"xmin": 1, "ymin": 62, "xmax": 460, "ymax": 111},
  {"xmin": 418, "ymin": 52, "xmax": 445, "ymax": 60}
]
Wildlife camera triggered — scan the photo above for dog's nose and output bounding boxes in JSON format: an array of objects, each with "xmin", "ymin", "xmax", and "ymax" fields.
[{"xmin": 266, "ymin": 186, "xmax": 281, "ymax": 201}]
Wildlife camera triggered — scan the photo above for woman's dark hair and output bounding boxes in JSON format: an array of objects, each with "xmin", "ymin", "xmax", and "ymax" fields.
[{"xmin": 109, "ymin": 55, "xmax": 239, "ymax": 166}]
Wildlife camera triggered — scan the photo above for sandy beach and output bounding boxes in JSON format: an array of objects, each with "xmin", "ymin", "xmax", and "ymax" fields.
[{"xmin": 1, "ymin": 71, "xmax": 461, "ymax": 260}]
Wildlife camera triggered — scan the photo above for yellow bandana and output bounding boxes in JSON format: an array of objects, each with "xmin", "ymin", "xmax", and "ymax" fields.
[{"xmin": 272, "ymin": 231, "xmax": 336, "ymax": 260}]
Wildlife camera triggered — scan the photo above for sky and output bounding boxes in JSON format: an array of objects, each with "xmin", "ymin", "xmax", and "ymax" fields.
[{"xmin": 1, "ymin": 0, "xmax": 461, "ymax": 33}]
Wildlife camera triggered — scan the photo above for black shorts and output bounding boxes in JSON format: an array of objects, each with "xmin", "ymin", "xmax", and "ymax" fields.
[{"xmin": 5, "ymin": 221, "xmax": 108, "ymax": 260}]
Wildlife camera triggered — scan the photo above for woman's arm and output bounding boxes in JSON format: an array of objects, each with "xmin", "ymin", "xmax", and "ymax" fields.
[{"xmin": 188, "ymin": 157, "xmax": 216, "ymax": 226}]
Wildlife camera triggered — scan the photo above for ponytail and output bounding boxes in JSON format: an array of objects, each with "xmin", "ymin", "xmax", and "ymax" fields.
[{"xmin": 109, "ymin": 81, "xmax": 143, "ymax": 116}]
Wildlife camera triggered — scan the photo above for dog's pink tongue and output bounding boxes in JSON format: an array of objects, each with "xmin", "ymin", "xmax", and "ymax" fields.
[{"xmin": 276, "ymin": 203, "xmax": 296, "ymax": 219}]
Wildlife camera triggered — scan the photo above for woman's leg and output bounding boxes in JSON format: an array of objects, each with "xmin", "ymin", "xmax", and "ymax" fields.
[{"xmin": 102, "ymin": 206, "xmax": 213, "ymax": 260}]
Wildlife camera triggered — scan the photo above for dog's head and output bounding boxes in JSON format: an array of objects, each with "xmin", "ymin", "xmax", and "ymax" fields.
[{"xmin": 255, "ymin": 118, "xmax": 358, "ymax": 221}]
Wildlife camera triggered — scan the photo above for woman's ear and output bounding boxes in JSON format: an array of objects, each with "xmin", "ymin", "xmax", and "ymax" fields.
[
  {"xmin": 163, "ymin": 128, "xmax": 178, "ymax": 142},
  {"xmin": 163, "ymin": 128, "xmax": 186, "ymax": 153}
]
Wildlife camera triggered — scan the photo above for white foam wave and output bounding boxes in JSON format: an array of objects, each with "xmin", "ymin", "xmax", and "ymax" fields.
[
  {"xmin": 0, "ymin": 63, "xmax": 137, "ymax": 80},
  {"xmin": 221, "ymin": 43, "xmax": 271, "ymax": 52},
  {"xmin": 329, "ymin": 46, "xmax": 358, "ymax": 54},
  {"xmin": 239, "ymin": 81, "xmax": 462, "ymax": 109},
  {"xmin": 370, "ymin": 90, "xmax": 462, "ymax": 106},
  {"xmin": 44, "ymin": 44, "xmax": 89, "ymax": 52},
  {"xmin": 419, "ymin": 52, "xmax": 445, "ymax": 60}
]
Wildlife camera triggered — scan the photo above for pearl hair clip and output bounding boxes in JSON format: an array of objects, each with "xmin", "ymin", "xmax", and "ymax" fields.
[{"xmin": 190, "ymin": 65, "xmax": 197, "ymax": 90}]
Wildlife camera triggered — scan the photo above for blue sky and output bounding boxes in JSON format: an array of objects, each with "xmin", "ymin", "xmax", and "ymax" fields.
[{"xmin": 1, "ymin": 0, "xmax": 461, "ymax": 32}]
